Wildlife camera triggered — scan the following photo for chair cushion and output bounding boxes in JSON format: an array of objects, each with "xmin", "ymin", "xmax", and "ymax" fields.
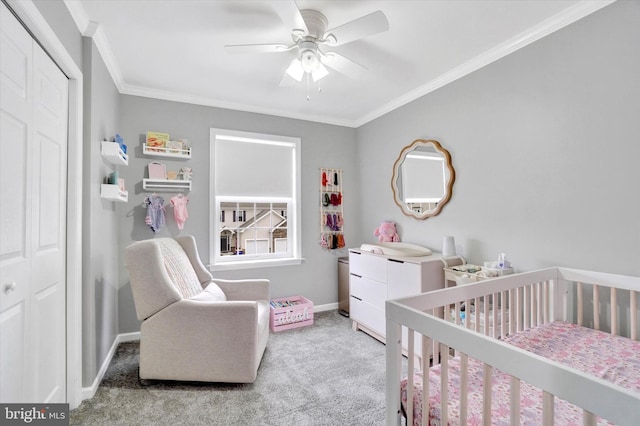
[
  {"xmin": 158, "ymin": 239, "xmax": 203, "ymax": 299},
  {"xmin": 189, "ymin": 282, "xmax": 227, "ymax": 302}
]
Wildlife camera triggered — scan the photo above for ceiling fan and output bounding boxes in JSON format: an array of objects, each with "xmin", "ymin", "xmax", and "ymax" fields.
[{"xmin": 225, "ymin": 1, "xmax": 389, "ymax": 85}]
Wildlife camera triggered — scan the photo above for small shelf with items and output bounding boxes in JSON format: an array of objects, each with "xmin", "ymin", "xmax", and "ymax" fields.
[
  {"xmin": 101, "ymin": 141, "xmax": 128, "ymax": 166},
  {"xmin": 100, "ymin": 136, "xmax": 128, "ymax": 202},
  {"xmin": 142, "ymin": 144, "xmax": 191, "ymax": 159},
  {"xmin": 100, "ymin": 184, "xmax": 128, "ymax": 202},
  {"xmin": 142, "ymin": 178, "xmax": 191, "ymax": 191},
  {"xmin": 144, "ymin": 131, "xmax": 191, "ymax": 159}
]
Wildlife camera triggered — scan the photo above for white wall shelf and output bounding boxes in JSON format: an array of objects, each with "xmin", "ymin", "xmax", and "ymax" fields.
[
  {"xmin": 100, "ymin": 184, "xmax": 128, "ymax": 202},
  {"xmin": 101, "ymin": 141, "xmax": 128, "ymax": 166},
  {"xmin": 142, "ymin": 178, "xmax": 191, "ymax": 191},
  {"xmin": 143, "ymin": 144, "xmax": 191, "ymax": 159}
]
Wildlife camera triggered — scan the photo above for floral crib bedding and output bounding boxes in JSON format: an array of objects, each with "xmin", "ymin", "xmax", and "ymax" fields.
[{"xmin": 401, "ymin": 321, "xmax": 640, "ymax": 425}]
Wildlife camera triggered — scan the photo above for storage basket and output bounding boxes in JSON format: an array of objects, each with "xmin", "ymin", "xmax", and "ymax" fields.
[{"xmin": 269, "ymin": 295, "xmax": 314, "ymax": 332}]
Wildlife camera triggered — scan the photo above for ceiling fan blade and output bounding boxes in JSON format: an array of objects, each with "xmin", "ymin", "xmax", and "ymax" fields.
[
  {"xmin": 225, "ymin": 43, "xmax": 290, "ymax": 54},
  {"xmin": 272, "ymin": 0, "xmax": 308, "ymax": 34},
  {"xmin": 324, "ymin": 10, "xmax": 389, "ymax": 46},
  {"xmin": 321, "ymin": 52, "xmax": 367, "ymax": 79}
]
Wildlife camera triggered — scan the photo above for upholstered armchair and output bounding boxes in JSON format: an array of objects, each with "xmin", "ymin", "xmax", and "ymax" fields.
[{"xmin": 124, "ymin": 236, "xmax": 270, "ymax": 383}]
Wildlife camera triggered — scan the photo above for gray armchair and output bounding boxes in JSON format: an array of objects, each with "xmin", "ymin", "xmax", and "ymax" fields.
[{"xmin": 124, "ymin": 236, "xmax": 270, "ymax": 383}]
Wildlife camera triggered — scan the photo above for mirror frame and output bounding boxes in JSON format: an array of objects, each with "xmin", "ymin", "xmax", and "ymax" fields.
[{"xmin": 391, "ymin": 139, "xmax": 456, "ymax": 220}]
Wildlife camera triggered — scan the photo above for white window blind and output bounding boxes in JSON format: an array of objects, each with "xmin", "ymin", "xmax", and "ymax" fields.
[{"xmin": 214, "ymin": 135, "xmax": 295, "ymax": 197}]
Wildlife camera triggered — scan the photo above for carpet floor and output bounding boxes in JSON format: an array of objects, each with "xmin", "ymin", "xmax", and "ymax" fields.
[{"xmin": 70, "ymin": 310, "xmax": 391, "ymax": 425}]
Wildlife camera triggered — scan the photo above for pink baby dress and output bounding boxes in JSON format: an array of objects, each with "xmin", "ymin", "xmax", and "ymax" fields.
[{"xmin": 170, "ymin": 194, "xmax": 189, "ymax": 230}]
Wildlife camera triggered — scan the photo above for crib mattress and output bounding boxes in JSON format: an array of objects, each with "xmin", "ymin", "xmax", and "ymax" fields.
[{"xmin": 401, "ymin": 321, "xmax": 640, "ymax": 425}]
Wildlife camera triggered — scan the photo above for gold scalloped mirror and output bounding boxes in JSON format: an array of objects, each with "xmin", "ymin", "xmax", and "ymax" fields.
[{"xmin": 391, "ymin": 139, "xmax": 455, "ymax": 220}]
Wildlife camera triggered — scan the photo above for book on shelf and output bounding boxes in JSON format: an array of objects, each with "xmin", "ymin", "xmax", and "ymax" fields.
[{"xmin": 146, "ymin": 131, "xmax": 169, "ymax": 152}]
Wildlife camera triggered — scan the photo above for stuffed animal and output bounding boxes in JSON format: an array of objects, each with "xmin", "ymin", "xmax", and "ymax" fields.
[{"xmin": 374, "ymin": 221, "xmax": 400, "ymax": 242}]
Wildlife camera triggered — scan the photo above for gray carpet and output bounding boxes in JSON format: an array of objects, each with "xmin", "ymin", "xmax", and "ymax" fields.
[{"xmin": 70, "ymin": 310, "xmax": 391, "ymax": 425}]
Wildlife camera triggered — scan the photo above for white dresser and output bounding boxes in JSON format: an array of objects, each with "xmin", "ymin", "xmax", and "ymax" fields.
[{"xmin": 349, "ymin": 248, "xmax": 464, "ymax": 357}]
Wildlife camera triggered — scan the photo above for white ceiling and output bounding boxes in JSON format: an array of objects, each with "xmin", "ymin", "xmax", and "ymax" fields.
[{"xmin": 65, "ymin": 0, "xmax": 613, "ymax": 127}]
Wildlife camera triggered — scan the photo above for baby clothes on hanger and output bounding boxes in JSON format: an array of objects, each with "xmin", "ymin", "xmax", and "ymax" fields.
[
  {"xmin": 144, "ymin": 194, "xmax": 165, "ymax": 233},
  {"xmin": 170, "ymin": 194, "xmax": 189, "ymax": 230}
]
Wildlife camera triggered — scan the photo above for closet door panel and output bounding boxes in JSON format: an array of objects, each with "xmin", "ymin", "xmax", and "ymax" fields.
[{"xmin": 0, "ymin": 303, "xmax": 27, "ymax": 402}]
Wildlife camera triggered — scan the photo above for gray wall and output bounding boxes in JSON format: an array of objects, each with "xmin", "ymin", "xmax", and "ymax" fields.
[
  {"xmin": 356, "ymin": 0, "xmax": 640, "ymax": 277},
  {"xmin": 81, "ymin": 37, "xmax": 121, "ymax": 386},
  {"xmin": 116, "ymin": 96, "xmax": 359, "ymax": 333}
]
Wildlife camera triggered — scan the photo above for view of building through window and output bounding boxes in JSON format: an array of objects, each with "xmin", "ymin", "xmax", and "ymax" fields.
[{"xmin": 219, "ymin": 201, "xmax": 288, "ymax": 256}]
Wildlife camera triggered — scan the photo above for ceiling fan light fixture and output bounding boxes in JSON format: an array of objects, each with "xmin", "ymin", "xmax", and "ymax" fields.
[
  {"xmin": 300, "ymin": 48, "xmax": 320, "ymax": 73},
  {"xmin": 286, "ymin": 58, "xmax": 304, "ymax": 81},
  {"xmin": 312, "ymin": 63, "xmax": 328, "ymax": 81}
]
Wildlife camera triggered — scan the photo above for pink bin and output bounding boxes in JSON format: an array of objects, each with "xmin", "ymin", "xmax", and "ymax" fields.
[{"xmin": 269, "ymin": 296, "xmax": 314, "ymax": 332}]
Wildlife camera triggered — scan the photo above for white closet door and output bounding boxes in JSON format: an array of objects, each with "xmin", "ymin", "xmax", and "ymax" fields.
[{"xmin": 0, "ymin": 2, "xmax": 68, "ymax": 403}]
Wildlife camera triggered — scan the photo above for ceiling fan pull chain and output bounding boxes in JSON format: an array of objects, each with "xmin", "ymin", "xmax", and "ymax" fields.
[{"xmin": 306, "ymin": 73, "xmax": 311, "ymax": 101}]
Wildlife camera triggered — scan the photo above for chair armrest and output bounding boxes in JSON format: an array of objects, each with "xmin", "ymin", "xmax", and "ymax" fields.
[{"xmin": 211, "ymin": 279, "xmax": 270, "ymax": 301}]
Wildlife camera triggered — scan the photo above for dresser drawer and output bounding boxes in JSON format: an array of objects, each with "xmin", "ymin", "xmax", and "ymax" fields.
[
  {"xmin": 349, "ymin": 251, "xmax": 387, "ymax": 282},
  {"xmin": 350, "ymin": 296, "xmax": 385, "ymax": 336},
  {"xmin": 350, "ymin": 274, "xmax": 386, "ymax": 310}
]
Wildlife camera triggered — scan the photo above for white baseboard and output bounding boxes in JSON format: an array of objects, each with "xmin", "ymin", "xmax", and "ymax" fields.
[
  {"xmin": 81, "ymin": 332, "xmax": 141, "ymax": 401},
  {"xmin": 80, "ymin": 304, "xmax": 338, "ymax": 401},
  {"xmin": 314, "ymin": 302, "xmax": 338, "ymax": 312}
]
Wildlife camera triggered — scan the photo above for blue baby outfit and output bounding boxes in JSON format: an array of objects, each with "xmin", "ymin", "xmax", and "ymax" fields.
[{"xmin": 144, "ymin": 194, "xmax": 165, "ymax": 233}]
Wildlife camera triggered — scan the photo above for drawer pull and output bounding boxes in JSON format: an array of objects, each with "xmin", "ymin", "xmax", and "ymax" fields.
[
  {"xmin": 351, "ymin": 295, "xmax": 362, "ymax": 301},
  {"xmin": 388, "ymin": 259, "xmax": 405, "ymax": 264},
  {"xmin": 350, "ymin": 273, "xmax": 362, "ymax": 278}
]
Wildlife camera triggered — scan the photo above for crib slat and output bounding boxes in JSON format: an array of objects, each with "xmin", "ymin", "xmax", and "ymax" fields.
[
  {"xmin": 542, "ymin": 391, "xmax": 554, "ymax": 425},
  {"xmin": 510, "ymin": 376, "xmax": 520, "ymax": 426},
  {"xmin": 460, "ymin": 353, "xmax": 468, "ymax": 425},
  {"xmin": 441, "ymin": 343, "xmax": 449, "ymax": 426},
  {"xmin": 484, "ymin": 298, "xmax": 490, "ymax": 336},
  {"xmin": 407, "ymin": 328, "xmax": 415, "ymax": 426},
  {"xmin": 492, "ymin": 293, "xmax": 499, "ymax": 338},
  {"xmin": 631, "ymin": 290, "xmax": 638, "ymax": 341},
  {"xmin": 522, "ymin": 286, "xmax": 533, "ymax": 330},
  {"xmin": 593, "ymin": 284, "xmax": 600, "ymax": 331},
  {"xmin": 474, "ymin": 297, "xmax": 480, "ymax": 333},
  {"xmin": 422, "ymin": 335, "xmax": 430, "ymax": 426},
  {"xmin": 509, "ymin": 289, "xmax": 515, "ymax": 335},
  {"xmin": 543, "ymin": 281, "xmax": 549, "ymax": 324},
  {"xmin": 611, "ymin": 287, "xmax": 618, "ymax": 336},
  {"xmin": 516, "ymin": 287, "xmax": 522, "ymax": 332},
  {"xmin": 501, "ymin": 291, "xmax": 507, "ymax": 338},
  {"xmin": 577, "ymin": 282, "xmax": 584, "ymax": 326},
  {"xmin": 483, "ymin": 363, "xmax": 492, "ymax": 426}
]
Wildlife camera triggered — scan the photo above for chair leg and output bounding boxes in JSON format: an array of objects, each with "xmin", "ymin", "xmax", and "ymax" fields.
[{"xmin": 138, "ymin": 367, "xmax": 151, "ymax": 386}]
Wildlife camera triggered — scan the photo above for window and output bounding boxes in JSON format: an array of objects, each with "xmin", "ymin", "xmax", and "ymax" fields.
[{"xmin": 210, "ymin": 128, "xmax": 301, "ymax": 269}]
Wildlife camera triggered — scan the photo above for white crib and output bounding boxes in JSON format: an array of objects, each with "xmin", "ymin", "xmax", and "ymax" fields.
[{"xmin": 385, "ymin": 267, "xmax": 640, "ymax": 425}]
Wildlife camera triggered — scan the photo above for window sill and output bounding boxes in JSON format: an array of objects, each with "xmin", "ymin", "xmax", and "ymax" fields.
[{"xmin": 209, "ymin": 257, "xmax": 305, "ymax": 272}]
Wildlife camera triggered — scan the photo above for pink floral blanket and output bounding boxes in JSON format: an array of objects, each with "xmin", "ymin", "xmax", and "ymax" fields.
[{"xmin": 401, "ymin": 321, "xmax": 640, "ymax": 425}]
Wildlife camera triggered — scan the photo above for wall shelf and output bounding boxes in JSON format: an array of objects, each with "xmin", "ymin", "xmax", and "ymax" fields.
[
  {"xmin": 142, "ymin": 178, "xmax": 191, "ymax": 191},
  {"xmin": 101, "ymin": 141, "xmax": 128, "ymax": 166},
  {"xmin": 143, "ymin": 144, "xmax": 191, "ymax": 159},
  {"xmin": 100, "ymin": 184, "xmax": 128, "ymax": 202}
]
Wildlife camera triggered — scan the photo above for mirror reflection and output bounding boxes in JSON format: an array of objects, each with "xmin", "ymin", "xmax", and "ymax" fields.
[{"xmin": 391, "ymin": 139, "xmax": 455, "ymax": 220}]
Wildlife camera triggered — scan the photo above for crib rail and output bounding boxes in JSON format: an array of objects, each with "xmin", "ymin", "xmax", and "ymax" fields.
[{"xmin": 385, "ymin": 267, "xmax": 640, "ymax": 426}]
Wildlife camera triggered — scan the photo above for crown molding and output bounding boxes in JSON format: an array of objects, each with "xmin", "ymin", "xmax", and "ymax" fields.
[
  {"xmin": 353, "ymin": 0, "xmax": 616, "ymax": 127},
  {"xmin": 119, "ymin": 83, "xmax": 356, "ymax": 128},
  {"xmin": 64, "ymin": 0, "xmax": 616, "ymax": 129}
]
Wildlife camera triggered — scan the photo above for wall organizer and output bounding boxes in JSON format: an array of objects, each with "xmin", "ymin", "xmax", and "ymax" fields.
[{"xmin": 319, "ymin": 167, "xmax": 345, "ymax": 250}]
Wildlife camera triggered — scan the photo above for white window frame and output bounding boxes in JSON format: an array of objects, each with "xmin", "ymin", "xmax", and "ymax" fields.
[{"xmin": 210, "ymin": 128, "xmax": 302, "ymax": 270}]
